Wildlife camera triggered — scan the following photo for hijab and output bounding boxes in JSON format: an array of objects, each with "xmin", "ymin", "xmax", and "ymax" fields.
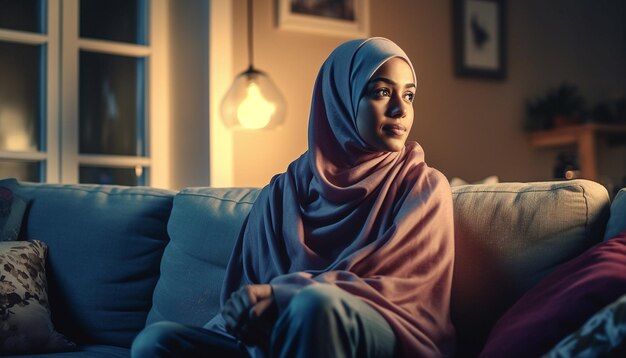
[{"xmin": 221, "ymin": 37, "xmax": 456, "ymax": 357}]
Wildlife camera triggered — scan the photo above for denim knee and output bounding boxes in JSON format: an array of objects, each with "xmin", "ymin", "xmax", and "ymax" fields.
[
  {"xmin": 284, "ymin": 284, "xmax": 345, "ymax": 322},
  {"xmin": 131, "ymin": 321, "xmax": 181, "ymax": 358},
  {"xmin": 270, "ymin": 285, "xmax": 351, "ymax": 352},
  {"xmin": 270, "ymin": 284, "xmax": 397, "ymax": 358}
]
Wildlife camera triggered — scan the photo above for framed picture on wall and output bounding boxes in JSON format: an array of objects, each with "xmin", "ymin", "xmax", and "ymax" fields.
[
  {"xmin": 453, "ymin": 0, "xmax": 506, "ymax": 79},
  {"xmin": 277, "ymin": 0, "xmax": 369, "ymax": 37}
]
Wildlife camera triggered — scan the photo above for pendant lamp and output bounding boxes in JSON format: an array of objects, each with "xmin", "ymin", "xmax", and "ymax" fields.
[{"xmin": 221, "ymin": 0, "xmax": 286, "ymax": 130}]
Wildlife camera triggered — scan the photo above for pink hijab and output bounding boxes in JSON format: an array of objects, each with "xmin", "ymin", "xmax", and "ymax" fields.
[{"xmin": 221, "ymin": 37, "xmax": 456, "ymax": 357}]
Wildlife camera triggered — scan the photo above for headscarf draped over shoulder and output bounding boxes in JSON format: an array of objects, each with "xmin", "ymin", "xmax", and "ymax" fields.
[{"xmin": 220, "ymin": 38, "xmax": 455, "ymax": 357}]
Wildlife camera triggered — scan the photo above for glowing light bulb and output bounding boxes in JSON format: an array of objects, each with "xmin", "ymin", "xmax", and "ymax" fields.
[
  {"xmin": 221, "ymin": 68, "xmax": 286, "ymax": 130},
  {"xmin": 236, "ymin": 83, "xmax": 276, "ymax": 129}
]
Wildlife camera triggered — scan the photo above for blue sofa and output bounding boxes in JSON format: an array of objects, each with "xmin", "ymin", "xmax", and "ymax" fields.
[{"xmin": 4, "ymin": 179, "xmax": 625, "ymax": 357}]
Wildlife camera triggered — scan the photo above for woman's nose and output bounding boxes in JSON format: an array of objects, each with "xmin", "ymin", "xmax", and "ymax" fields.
[{"xmin": 388, "ymin": 97, "xmax": 408, "ymax": 119}]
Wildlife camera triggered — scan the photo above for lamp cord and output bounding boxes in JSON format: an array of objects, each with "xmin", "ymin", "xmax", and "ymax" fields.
[{"xmin": 247, "ymin": 0, "xmax": 254, "ymax": 69}]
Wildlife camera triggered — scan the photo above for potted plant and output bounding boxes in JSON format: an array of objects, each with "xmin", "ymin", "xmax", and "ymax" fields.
[
  {"xmin": 590, "ymin": 97, "xmax": 626, "ymax": 125},
  {"xmin": 525, "ymin": 83, "xmax": 586, "ymax": 131}
]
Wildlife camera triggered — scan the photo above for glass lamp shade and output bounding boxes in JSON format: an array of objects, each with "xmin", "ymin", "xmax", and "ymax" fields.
[{"xmin": 220, "ymin": 67, "xmax": 286, "ymax": 130}]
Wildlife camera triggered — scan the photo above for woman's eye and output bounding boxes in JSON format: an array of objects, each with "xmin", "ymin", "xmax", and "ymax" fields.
[
  {"xmin": 404, "ymin": 92, "xmax": 415, "ymax": 102},
  {"xmin": 374, "ymin": 88, "xmax": 390, "ymax": 97}
]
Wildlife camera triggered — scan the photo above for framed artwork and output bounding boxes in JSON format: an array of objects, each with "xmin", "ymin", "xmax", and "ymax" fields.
[
  {"xmin": 453, "ymin": 0, "xmax": 506, "ymax": 79},
  {"xmin": 277, "ymin": 0, "xmax": 369, "ymax": 38}
]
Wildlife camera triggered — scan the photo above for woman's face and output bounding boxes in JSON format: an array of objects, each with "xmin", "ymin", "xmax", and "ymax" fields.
[{"xmin": 355, "ymin": 57, "xmax": 415, "ymax": 152}]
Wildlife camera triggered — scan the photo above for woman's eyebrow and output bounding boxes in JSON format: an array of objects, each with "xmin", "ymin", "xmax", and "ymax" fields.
[{"xmin": 368, "ymin": 77, "xmax": 416, "ymax": 89}]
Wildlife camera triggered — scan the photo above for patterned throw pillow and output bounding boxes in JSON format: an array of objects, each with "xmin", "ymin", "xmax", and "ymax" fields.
[
  {"xmin": 544, "ymin": 293, "xmax": 626, "ymax": 357},
  {"xmin": 0, "ymin": 178, "xmax": 27, "ymax": 241},
  {"xmin": 0, "ymin": 240, "xmax": 76, "ymax": 354}
]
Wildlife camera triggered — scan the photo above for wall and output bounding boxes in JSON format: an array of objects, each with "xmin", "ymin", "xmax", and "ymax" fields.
[
  {"xmin": 230, "ymin": 0, "xmax": 626, "ymax": 188},
  {"xmin": 168, "ymin": 0, "xmax": 211, "ymax": 189}
]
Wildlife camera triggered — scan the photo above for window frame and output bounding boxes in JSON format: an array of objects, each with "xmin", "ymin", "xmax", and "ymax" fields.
[
  {"xmin": 0, "ymin": 0, "xmax": 169, "ymax": 187},
  {"xmin": 61, "ymin": 0, "xmax": 169, "ymax": 187},
  {"xmin": 0, "ymin": 0, "xmax": 60, "ymax": 182}
]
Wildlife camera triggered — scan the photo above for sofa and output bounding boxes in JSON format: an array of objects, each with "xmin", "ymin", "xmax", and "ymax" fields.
[{"xmin": 1, "ymin": 178, "xmax": 625, "ymax": 357}]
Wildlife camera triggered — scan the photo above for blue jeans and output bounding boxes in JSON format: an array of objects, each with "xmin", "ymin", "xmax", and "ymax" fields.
[{"xmin": 132, "ymin": 284, "xmax": 398, "ymax": 358}]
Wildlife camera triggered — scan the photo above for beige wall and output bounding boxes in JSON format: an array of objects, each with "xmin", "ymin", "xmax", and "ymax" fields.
[
  {"xmin": 230, "ymin": 0, "xmax": 626, "ymax": 188},
  {"xmin": 169, "ymin": 1, "xmax": 210, "ymax": 189}
]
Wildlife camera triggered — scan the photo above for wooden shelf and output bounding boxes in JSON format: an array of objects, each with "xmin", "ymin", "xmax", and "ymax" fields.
[{"xmin": 528, "ymin": 123, "xmax": 626, "ymax": 181}]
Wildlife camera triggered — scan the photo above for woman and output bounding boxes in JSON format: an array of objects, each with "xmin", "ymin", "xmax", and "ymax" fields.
[{"xmin": 132, "ymin": 37, "xmax": 455, "ymax": 358}]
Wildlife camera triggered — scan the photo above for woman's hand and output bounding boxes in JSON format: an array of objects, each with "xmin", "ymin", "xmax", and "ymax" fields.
[{"xmin": 222, "ymin": 284, "xmax": 278, "ymax": 348}]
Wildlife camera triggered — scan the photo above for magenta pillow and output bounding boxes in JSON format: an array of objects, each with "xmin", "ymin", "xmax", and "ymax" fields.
[{"xmin": 480, "ymin": 230, "xmax": 626, "ymax": 358}]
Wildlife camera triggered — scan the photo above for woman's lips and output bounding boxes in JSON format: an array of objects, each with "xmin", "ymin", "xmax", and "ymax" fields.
[{"xmin": 382, "ymin": 124, "xmax": 406, "ymax": 137}]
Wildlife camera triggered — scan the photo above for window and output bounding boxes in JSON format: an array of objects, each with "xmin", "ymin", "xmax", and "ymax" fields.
[
  {"xmin": 0, "ymin": 0, "xmax": 55, "ymax": 182},
  {"xmin": 0, "ymin": 0, "xmax": 168, "ymax": 187}
]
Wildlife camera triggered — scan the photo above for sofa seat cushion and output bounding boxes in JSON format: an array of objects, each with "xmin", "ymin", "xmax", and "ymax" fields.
[
  {"xmin": 4, "ymin": 344, "xmax": 130, "ymax": 357},
  {"xmin": 16, "ymin": 183, "xmax": 175, "ymax": 348},
  {"xmin": 147, "ymin": 187, "xmax": 260, "ymax": 327},
  {"xmin": 450, "ymin": 179, "xmax": 610, "ymax": 355}
]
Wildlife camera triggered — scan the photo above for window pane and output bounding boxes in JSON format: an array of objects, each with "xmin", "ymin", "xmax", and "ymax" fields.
[
  {"xmin": 0, "ymin": 0, "xmax": 43, "ymax": 33},
  {"xmin": 79, "ymin": 51, "xmax": 145, "ymax": 156},
  {"xmin": 80, "ymin": 0, "xmax": 146, "ymax": 44},
  {"xmin": 0, "ymin": 41, "xmax": 42, "ymax": 152},
  {"xmin": 79, "ymin": 165, "xmax": 146, "ymax": 186},
  {"xmin": 0, "ymin": 159, "xmax": 42, "ymax": 182}
]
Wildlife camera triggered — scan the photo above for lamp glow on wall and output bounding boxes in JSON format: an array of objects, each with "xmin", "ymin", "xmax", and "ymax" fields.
[{"xmin": 221, "ymin": 0, "xmax": 286, "ymax": 130}]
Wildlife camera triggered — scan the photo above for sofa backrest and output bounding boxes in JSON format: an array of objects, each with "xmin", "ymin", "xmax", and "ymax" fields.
[
  {"xmin": 148, "ymin": 179, "xmax": 611, "ymax": 355},
  {"xmin": 14, "ymin": 179, "xmax": 611, "ymax": 354},
  {"xmin": 16, "ymin": 183, "xmax": 175, "ymax": 348},
  {"xmin": 451, "ymin": 179, "xmax": 610, "ymax": 355},
  {"xmin": 146, "ymin": 187, "xmax": 260, "ymax": 327}
]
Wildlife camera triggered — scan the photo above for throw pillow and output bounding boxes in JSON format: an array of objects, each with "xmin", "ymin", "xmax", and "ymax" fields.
[
  {"xmin": 480, "ymin": 230, "xmax": 626, "ymax": 358},
  {"xmin": 0, "ymin": 240, "xmax": 76, "ymax": 354},
  {"xmin": 0, "ymin": 178, "xmax": 27, "ymax": 241},
  {"xmin": 544, "ymin": 292, "xmax": 626, "ymax": 357}
]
